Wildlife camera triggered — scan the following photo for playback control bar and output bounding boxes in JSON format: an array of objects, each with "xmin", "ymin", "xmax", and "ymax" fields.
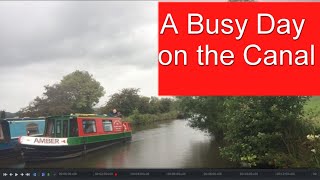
[{"xmin": 1, "ymin": 169, "xmax": 320, "ymax": 179}]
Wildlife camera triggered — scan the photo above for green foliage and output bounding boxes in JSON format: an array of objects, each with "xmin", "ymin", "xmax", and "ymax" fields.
[
  {"xmin": 101, "ymin": 88, "xmax": 176, "ymax": 116},
  {"xmin": 179, "ymin": 96, "xmax": 313, "ymax": 168},
  {"xmin": 60, "ymin": 71, "xmax": 105, "ymax": 112},
  {"xmin": 1, "ymin": 111, "xmax": 16, "ymax": 118},
  {"xmin": 100, "ymin": 88, "xmax": 178, "ymax": 124},
  {"xmin": 20, "ymin": 70, "xmax": 105, "ymax": 116},
  {"xmin": 304, "ymin": 134, "xmax": 320, "ymax": 168},
  {"xmin": 221, "ymin": 97, "xmax": 310, "ymax": 167},
  {"xmin": 101, "ymin": 88, "xmax": 141, "ymax": 116},
  {"xmin": 158, "ymin": 98, "xmax": 174, "ymax": 113},
  {"xmin": 176, "ymin": 97, "xmax": 228, "ymax": 141},
  {"xmin": 304, "ymin": 97, "xmax": 320, "ymax": 131},
  {"xmin": 124, "ymin": 109, "xmax": 178, "ymax": 125},
  {"xmin": 0, "ymin": 110, "xmax": 5, "ymax": 119}
]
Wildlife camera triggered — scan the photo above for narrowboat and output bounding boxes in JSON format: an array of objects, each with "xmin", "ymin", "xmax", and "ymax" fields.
[
  {"xmin": 0, "ymin": 118, "xmax": 45, "ymax": 159},
  {"xmin": 19, "ymin": 114, "xmax": 132, "ymax": 161}
]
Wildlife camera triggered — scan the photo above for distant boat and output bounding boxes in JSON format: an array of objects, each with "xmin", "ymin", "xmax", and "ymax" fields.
[
  {"xmin": 0, "ymin": 118, "xmax": 45, "ymax": 159},
  {"xmin": 19, "ymin": 114, "xmax": 132, "ymax": 161}
]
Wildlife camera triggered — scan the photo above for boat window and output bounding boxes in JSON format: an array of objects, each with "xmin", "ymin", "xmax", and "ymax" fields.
[
  {"xmin": 82, "ymin": 120, "xmax": 96, "ymax": 133},
  {"xmin": 0, "ymin": 125, "xmax": 4, "ymax": 140},
  {"xmin": 56, "ymin": 120, "xmax": 62, "ymax": 137},
  {"xmin": 63, "ymin": 120, "xmax": 68, "ymax": 137},
  {"xmin": 26, "ymin": 123, "xmax": 39, "ymax": 135},
  {"xmin": 102, "ymin": 120, "xmax": 113, "ymax": 132},
  {"xmin": 45, "ymin": 119, "xmax": 55, "ymax": 137},
  {"xmin": 70, "ymin": 118, "xmax": 78, "ymax": 137}
]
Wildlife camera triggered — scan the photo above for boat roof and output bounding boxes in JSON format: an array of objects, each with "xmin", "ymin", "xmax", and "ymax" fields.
[
  {"xmin": 48, "ymin": 114, "xmax": 120, "ymax": 119},
  {"xmin": 2, "ymin": 114, "xmax": 120, "ymax": 121},
  {"xmin": 4, "ymin": 117, "xmax": 45, "ymax": 121}
]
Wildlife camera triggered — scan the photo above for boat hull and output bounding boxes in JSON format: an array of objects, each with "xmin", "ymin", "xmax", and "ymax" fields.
[
  {"xmin": 0, "ymin": 147, "xmax": 21, "ymax": 160},
  {"xmin": 21, "ymin": 132, "xmax": 132, "ymax": 161},
  {"xmin": 0, "ymin": 119, "xmax": 21, "ymax": 160}
]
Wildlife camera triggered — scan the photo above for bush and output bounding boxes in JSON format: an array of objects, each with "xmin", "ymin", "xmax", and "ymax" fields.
[
  {"xmin": 123, "ymin": 109, "xmax": 179, "ymax": 125},
  {"xmin": 220, "ymin": 97, "xmax": 310, "ymax": 168}
]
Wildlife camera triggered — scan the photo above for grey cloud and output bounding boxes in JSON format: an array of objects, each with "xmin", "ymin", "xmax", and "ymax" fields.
[
  {"xmin": 0, "ymin": 1, "xmax": 157, "ymax": 69},
  {"xmin": 0, "ymin": 1, "xmax": 158, "ymax": 112}
]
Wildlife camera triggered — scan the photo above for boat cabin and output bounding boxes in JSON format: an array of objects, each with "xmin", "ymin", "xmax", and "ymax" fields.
[
  {"xmin": 5, "ymin": 118, "xmax": 45, "ymax": 138},
  {"xmin": 43, "ymin": 114, "xmax": 132, "ymax": 138}
]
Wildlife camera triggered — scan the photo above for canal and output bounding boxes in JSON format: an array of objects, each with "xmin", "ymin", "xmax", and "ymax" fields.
[{"xmin": 4, "ymin": 119, "xmax": 230, "ymax": 168}]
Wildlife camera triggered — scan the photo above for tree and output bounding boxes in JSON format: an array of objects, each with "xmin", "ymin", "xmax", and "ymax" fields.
[
  {"xmin": 101, "ymin": 88, "xmax": 141, "ymax": 116},
  {"xmin": 20, "ymin": 70, "xmax": 105, "ymax": 116},
  {"xmin": 177, "ymin": 96, "xmax": 228, "ymax": 141},
  {"xmin": 59, "ymin": 70, "xmax": 105, "ymax": 113},
  {"xmin": 148, "ymin": 96, "xmax": 161, "ymax": 114},
  {"xmin": 138, "ymin": 96, "xmax": 151, "ymax": 114},
  {"xmin": 0, "ymin": 110, "xmax": 5, "ymax": 119},
  {"xmin": 101, "ymin": 89, "xmax": 177, "ymax": 116}
]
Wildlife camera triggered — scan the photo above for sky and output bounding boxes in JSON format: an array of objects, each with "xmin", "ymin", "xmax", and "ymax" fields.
[
  {"xmin": 0, "ymin": 1, "xmax": 157, "ymax": 112},
  {"xmin": 0, "ymin": 0, "xmax": 318, "ymax": 112}
]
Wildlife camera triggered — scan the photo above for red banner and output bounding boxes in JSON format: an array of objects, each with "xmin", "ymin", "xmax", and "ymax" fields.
[{"xmin": 158, "ymin": 2, "xmax": 320, "ymax": 95}]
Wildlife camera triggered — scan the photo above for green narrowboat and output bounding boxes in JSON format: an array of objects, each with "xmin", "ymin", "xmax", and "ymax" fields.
[{"xmin": 18, "ymin": 114, "xmax": 132, "ymax": 161}]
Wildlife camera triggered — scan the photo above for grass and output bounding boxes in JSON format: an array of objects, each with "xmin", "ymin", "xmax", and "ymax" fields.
[
  {"xmin": 304, "ymin": 97, "xmax": 320, "ymax": 112},
  {"xmin": 304, "ymin": 96, "xmax": 320, "ymax": 131}
]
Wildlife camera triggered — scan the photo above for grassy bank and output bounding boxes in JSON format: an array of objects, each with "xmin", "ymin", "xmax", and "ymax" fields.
[
  {"xmin": 304, "ymin": 96, "xmax": 320, "ymax": 129},
  {"xmin": 123, "ymin": 110, "xmax": 179, "ymax": 125},
  {"xmin": 304, "ymin": 97, "xmax": 320, "ymax": 112}
]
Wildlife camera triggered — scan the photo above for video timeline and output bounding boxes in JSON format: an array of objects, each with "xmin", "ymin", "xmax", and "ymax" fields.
[{"xmin": 1, "ymin": 169, "xmax": 320, "ymax": 178}]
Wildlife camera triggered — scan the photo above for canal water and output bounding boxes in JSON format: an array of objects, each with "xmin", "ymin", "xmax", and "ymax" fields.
[{"xmin": 3, "ymin": 119, "xmax": 230, "ymax": 168}]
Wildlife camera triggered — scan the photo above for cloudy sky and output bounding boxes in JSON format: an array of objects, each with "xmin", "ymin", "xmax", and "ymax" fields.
[
  {"xmin": 0, "ymin": 1, "xmax": 157, "ymax": 112},
  {"xmin": 0, "ymin": 0, "xmax": 318, "ymax": 112}
]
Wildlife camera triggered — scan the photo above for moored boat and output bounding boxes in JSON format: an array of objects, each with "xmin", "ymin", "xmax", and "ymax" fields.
[
  {"xmin": 0, "ymin": 118, "xmax": 45, "ymax": 160},
  {"xmin": 19, "ymin": 114, "xmax": 132, "ymax": 161}
]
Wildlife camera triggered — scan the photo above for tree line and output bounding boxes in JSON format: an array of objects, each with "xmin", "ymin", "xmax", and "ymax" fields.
[
  {"xmin": 98, "ymin": 88, "xmax": 176, "ymax": 116},
  {"xmin": 18, "ymin": 70, "xmax": 177, "ymax": 118}
]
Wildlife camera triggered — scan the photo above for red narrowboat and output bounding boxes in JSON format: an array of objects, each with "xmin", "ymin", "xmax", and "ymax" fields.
[{"xmin": 19, "ymin": 114, "xmax": 132, "ymax": 161}]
